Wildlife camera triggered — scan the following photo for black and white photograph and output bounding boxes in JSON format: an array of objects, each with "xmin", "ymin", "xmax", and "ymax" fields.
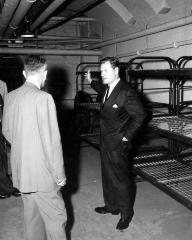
[{"xmin": 0, "ymin": 1, "xmax": 192, "ymax": 240}]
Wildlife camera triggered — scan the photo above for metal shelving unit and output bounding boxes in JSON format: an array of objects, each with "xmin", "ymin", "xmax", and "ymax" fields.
[{"xmin": 127, "ymin": 56, "xmax": 192, "ymax": 210}]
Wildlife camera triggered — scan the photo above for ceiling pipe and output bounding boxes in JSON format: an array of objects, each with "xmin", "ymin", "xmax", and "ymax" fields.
[
  {"xmin": 36, "ymin": 0, "xmax": 106, "ymax": 34},
  {"xmin": 30, "ymin": 0, "xmax": 68, "ymax": 32},
  {"xmin": 0, "ymin": 47, "xmax": 102, "ymax": 56},
  {"xmin": 15, "ymin": 0, "xmax": 54, "ymax": 37},
  {"xmin": 31, "ymin": 39, "xmax": 101, "ymax": 45},
  {"xmin": 0, "ymin": 35, "xmax": 101, "ymax": 42},
  {"xmin": 36, "ymin": 35, "xmax": 100, "ymax": 41},
  {"xmin": 87, "ymin": 15, "xmax": 192, "ymax": 50},
  {"xmin": 3, "ymin": 0, "xmax": 36, "ymax": 38},
  {"xmin": 0, "ymin": 0, "xmax": 20, "ymax": 36}
]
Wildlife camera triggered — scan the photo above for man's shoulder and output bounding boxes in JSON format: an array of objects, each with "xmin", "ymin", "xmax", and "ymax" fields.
[
  {"xmin": 120, "ymin": 80, "xmax": 133, "ymax": 90},
  {"xmin": 36, "ymin": 91, "xmax": 54, "ymax": 105},
  {"xmin": 0, "ymin": 79, "xmax": 6, "ymax": 85},
  {"xmin": 119, "ymin": 81, "xmax": 140, "ymax": 97},
  {"xmin": 38, "ymin": 90, "xmax": 52, "ymax": 99},
  {"xmin": 6, "ymin": 87, "xmax": 19, "ymax": 98},
  {"xmin": 6, "ymin": 85, "xmax": 51, "ymax": 101}
]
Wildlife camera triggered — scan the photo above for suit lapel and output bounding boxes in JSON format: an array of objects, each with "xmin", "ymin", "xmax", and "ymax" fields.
[
  {"xmin": 105, "ymin": 80, "xmax": 123, "ymax": 105},
  {"xmin": 102, "ymin": 85, "xmax": 109, "ymax": 103}
]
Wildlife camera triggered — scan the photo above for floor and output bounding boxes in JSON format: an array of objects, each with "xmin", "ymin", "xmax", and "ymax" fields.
[{"xmin": 0, "ymin": 145, "xmax": 192, "ymax": 240}]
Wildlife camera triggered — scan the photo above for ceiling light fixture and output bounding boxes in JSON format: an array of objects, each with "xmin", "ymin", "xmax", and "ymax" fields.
[
  {"xmin": 20, "ymin": 25, "xmax": 35, "ymax": 38},
  {"xmin": 20, "ymin": 30, "xmax": 35, "ymax": 38}
]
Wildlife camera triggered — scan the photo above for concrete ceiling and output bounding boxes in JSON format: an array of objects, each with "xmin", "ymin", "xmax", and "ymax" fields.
[
  {"xmin": 0, "ymin": 0, "xmax": 191, "ymax": 50},
  {"xmin": 87, "ymin": 0, "xmax": 192, "ymax": 40}
]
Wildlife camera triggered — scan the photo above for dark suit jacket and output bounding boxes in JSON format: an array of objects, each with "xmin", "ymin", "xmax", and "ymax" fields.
[
  {"xmin": 2, "ymin": 82, "xmax": 66, "ymax": 193},
  {"xmin": 91, "ymin": 80, "xmax": 146, "ymax": 151}
]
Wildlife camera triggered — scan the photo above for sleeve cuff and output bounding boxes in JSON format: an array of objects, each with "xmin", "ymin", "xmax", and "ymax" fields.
[{"xmin": 57, "ymin": 179, "xmax": 66, "ymax": 186}]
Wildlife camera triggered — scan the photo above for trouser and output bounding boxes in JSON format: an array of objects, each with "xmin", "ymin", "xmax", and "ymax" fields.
[
  {"xmin": 22, "ymin": 189, "xmax": 67, "ymax": 240},
  {"xmin": 0, "ymin": 171, "xmax": 14, "ymax": 193},
  {"xmin": 100, "ymin": 141, "xmax": 136, "ymax": 215},
  {"xmin": 0, "ymin": 133, "xmax": 14, "ymax": 194},
  {"xmin": 0, "ymin": 146, "xmax": 14, "ymax": 194}
]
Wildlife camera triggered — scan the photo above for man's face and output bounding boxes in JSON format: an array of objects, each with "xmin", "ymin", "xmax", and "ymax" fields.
[{"xmin": 100, "ymin": 61, "xmax": 117, "ymax": 85}]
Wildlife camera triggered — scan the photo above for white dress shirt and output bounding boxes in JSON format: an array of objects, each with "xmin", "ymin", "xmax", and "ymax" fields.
[{"xmin": 107, "ymin": 78, "xmax": 120, "ymax": 98}]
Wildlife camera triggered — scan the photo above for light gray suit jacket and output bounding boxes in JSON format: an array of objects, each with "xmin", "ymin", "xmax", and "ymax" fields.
[
  {"xmin": 0, "ymin": 79, "xmax": 8, "ymax": 101},
  {"xmin": 2, "ymin": 82, "xmax": 66, "ymax": 193}
]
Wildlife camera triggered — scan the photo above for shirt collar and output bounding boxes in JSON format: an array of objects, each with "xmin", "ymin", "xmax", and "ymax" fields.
[
  {"xmin": 26, "ymin": 80, "xmax": 40, "ymax": 89},
  {"xmin": 108, "ymin": 78, "xmax": 120, "ymax": 92}
]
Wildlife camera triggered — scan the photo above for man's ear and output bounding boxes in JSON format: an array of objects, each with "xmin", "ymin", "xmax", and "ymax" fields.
[
  {"xmin": 115, "ymin": 67, "xmax": 119, "ymax": 76},
  {"xmin": 22, "ymin": 70, "xmax": 26, "ymax": 79}
]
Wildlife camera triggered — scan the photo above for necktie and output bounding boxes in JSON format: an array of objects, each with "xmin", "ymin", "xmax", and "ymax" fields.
[{"xmin": 103, "ymin": 87, "xmax": 109, "ymax": 103}]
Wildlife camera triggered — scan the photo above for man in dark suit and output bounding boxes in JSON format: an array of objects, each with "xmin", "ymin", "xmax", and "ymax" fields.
[
  {"xmin": 2, "ymin": 55, "xmax": 67, "ymax": 240},
  {"xmin": 86, "ymin": 56, "xmax": 146, "ymax": 231}
]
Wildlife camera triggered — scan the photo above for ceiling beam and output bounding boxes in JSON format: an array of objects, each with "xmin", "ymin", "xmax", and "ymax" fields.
[
  {"xmin": 3, "ymin": 0, "xmax": 36, "ymax": 38},
  {"xmin": 36, "ymin": 0, "xmax": 106, "ymax": 34},
  {"xmin": 145, "ymin": 0, "xmax": 171, "ymax": 14},
  {"xmin": 30, "ymin": 0, "xmax": 68, "ymax": 32},
  {"xmin": 0, "ymin": 0, "xmax": 20, "ymax": 36},
  {"xmin": 15, "ymin": 0, "xmax": 54, "ymax": 38},
  {"xmin": 106, "ymin": 0, "xmax": 136, "ymax": 24}
]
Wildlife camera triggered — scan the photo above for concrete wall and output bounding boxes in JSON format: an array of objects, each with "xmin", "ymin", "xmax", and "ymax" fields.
[
  {"xmin": 39, "ymin": 55, "xmax": 99, "ymax": 108},
  {"xmin": 39, "ymin": 23, "xmax": 100, "ymax": 108},
  {"xmin": 99, "ymin": 21, "xmax": 192, "ymax": 104}
]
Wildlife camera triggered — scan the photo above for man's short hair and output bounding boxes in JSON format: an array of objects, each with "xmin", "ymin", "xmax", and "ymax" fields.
[
  {"xmin": 100, "ymin": 56, "xmax": 119, "ymax": 69},
  {"xmin": 24, "ymin": 55, "xmax": 47, "ymax": 72}
]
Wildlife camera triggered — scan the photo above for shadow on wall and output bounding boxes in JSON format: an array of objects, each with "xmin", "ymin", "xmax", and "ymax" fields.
[
  {"xmin": 44, "ymin": 65, "xmax": 81, "ymax": 240},
  {"xmin": 45, "ymin": 66, "xmax": 69, "ymax": 101},
  {"xmin": 0, "ymin": 56, "xmax": 24, "ymax": 92}
]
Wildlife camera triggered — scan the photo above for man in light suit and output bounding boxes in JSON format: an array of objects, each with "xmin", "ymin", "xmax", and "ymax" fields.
[
  {"xmin": 2, "ymin": 55, "xmax": 67, "ymax": 240},
  {"xmin": 86, "ymin": 57, "xmax": 146, "ymax": 231},
  {"xmin": 0, "ymin": 79, "xmax": 8, "ymax": 101},
  {"xmin": 0, "ymin": 79, "xmax": 21, "ymax": 199}
]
